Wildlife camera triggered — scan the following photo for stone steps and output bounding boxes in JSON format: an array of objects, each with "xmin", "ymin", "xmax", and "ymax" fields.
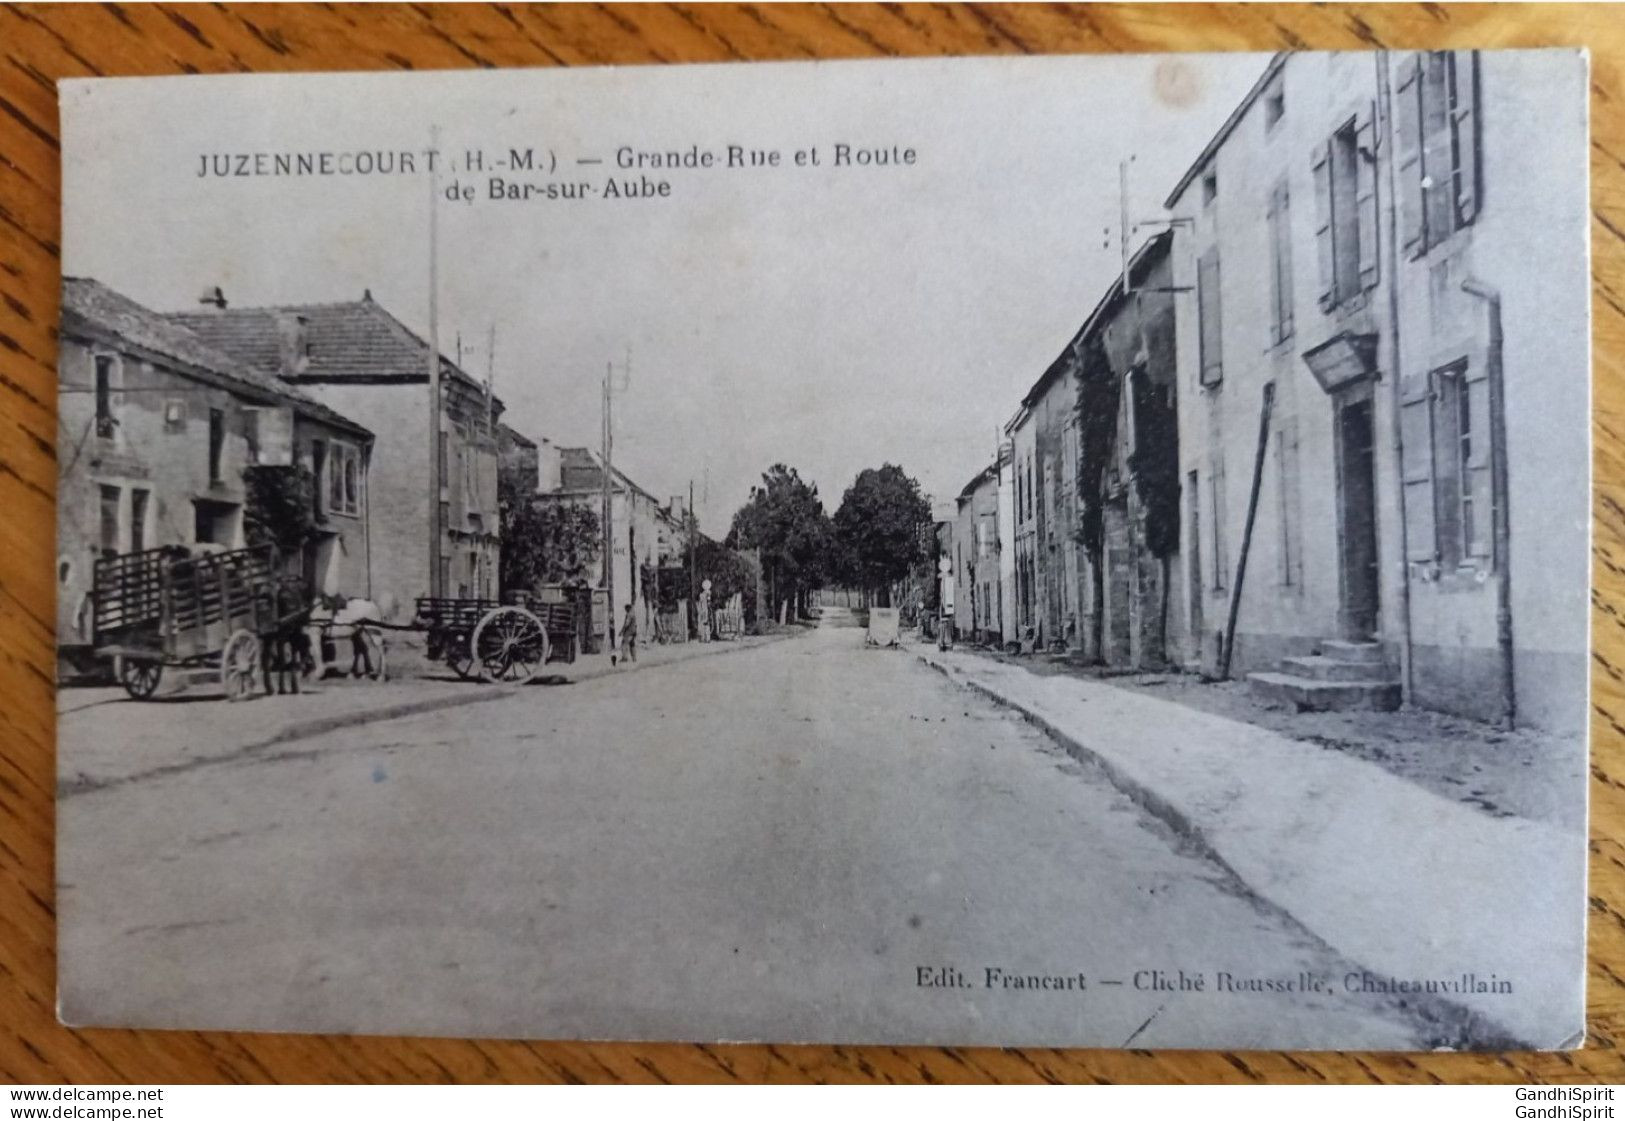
[
  {"xmin": 1248, "ymin": 638, "xmax": 1401, "ymax": 713},
  {"xmin": 1279, "ymin": 654, "xmax": 1390, "ymax": 683},
  {"xmin": 1247, "ymin": 671, "xmax": 1402, "ymax": 713}
]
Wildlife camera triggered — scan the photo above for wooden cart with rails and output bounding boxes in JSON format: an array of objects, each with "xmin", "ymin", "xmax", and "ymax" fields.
[
  {"xmin": 92, "ymin": 543, "xmax": 284, "ymax": 701},
  {"xmin": 412, "ymin": 594, "xmax": 578, "ymax": 684}
]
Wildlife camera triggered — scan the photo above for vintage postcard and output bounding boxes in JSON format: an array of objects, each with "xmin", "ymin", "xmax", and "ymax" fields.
[{"xmin": 55, "ymin": 49, "xmax": 1590, "ymax": 1050}]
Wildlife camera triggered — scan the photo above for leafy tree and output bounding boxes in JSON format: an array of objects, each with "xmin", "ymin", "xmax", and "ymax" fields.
[
  {"xmin": 726, "ymin": 463, "xmax": 833, "ymax": 620},
  {"xmin": 498, "ymin": 467, "xmax": 601, "ymax": 593},
  {"xmin": 832, "ymin": 463, "xmax": 931, "ymax": 607}
]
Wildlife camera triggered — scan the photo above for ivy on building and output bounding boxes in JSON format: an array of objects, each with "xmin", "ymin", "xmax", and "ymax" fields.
[
  {"xmin": 243, "ymin": 465, "xmax": 320, "ymax": 562},
  {"xmin": 1126, "ymin": 371, "xmax": 1180, "ymax": 560}
]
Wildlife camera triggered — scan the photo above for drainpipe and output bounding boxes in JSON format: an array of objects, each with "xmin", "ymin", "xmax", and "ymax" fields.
[
  {"xmin": 1377, "ymin": 49, "xmax": 1416, "ymax": 706},
  {"xmin": 1460, "ymin": 277, "xmax": 1516, "ymax": 729}
]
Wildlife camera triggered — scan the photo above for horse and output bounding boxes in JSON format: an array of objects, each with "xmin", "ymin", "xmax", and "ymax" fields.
[
  {"xmin": 329, "ymin": 594, "xmax": 387, "ymax": 679},
  {"xmin": 259, "ymin": 577, "xmax": 315, "ymax": 696}
]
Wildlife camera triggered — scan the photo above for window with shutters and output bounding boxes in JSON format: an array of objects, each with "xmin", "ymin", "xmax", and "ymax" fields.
[
  {"xmin": 207, "ymin": 408, "xmax": 225, "ymax": 485},
  {"xmin": 1312, "ymin": 112, "xmax": 1379, "ymax": 310},
  {"xmin": 1266, "ymin": 180, "xmax": 1294, "ymax": 344},
  {"xmin": 1264, "ymin": 81, "xmax": 1285, "ymax": 133},
  {"xmin": 93, "ymin": 354, "xmax": 121, "ymax": 440},
  {"xmin": 241, "ymin": 408, "xmax": 261, "ymax": 465},
  {"xmin": 1399, "ymin": 358, "xmax": 1493, "ymax": 572},
  {"xmin": 1197, "ymin": 246, "xmax": 1223, "ymax": 386},
  {"xmin": 1430, "ymin": 361, "xmax": 1491, "ymax": 567},
  {"xmin": 1396, "ymin": 51, "xmax": 1481, "ymax": 257},
  {"xmin": 99, "ymin": 484, "xmax": 120, "ymax": 556}
]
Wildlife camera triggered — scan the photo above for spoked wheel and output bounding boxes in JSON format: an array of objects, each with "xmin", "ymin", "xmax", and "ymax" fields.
[
  {"xmin": 472, "ymin": 606, "xmax": 549, "ymax": 684},
  {"xmin": 221, "ymin": 629, "xmax": 262, "ymax": 702},
  {"xmin": 119, "ymin": 657, "xmax": 163, "ymax": 700},
  {"xmin": 446, "ymin": 634, "xmax": 475, "ymax": 680}
]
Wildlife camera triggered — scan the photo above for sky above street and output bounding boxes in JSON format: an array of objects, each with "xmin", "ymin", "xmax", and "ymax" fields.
[{"xmin": 62, "ymin": 53, "xmax": 1266, "ymax": 535}]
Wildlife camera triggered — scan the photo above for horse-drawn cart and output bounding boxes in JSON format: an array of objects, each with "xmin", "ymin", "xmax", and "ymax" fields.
[
  {"xmin": 413, "ymin": 595, "xmax": 578, "ymax": 684},
  {"xmin": 92, "ymin": 543, "xmax": 286, "ymax": 701}
]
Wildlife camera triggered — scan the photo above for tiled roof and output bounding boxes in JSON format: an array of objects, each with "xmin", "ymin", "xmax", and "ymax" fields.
[
  {"xmin": 169, "ymin": 294, "xmax": 489, "ymax": 394},
  {"xmin": 61, "ymin": 277, "xmax": 371, "ymax": 438}
]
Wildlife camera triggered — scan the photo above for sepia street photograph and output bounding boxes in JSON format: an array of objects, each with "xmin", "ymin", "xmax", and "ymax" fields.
[{"xmin": 52, "ymin": 47, "xmax": 1591, "ymax": 1051}]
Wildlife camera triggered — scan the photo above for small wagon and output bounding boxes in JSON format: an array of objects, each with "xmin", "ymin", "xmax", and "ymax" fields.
[
  {"xmin": 414, "ymin": 595, "xmax": 577, "ymax": 684},
  {"xmin": 92, "ymin": 543, "xmax": 285, "ymax": 701}
]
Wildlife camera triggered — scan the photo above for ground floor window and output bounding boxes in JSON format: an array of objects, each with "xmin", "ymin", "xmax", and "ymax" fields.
[
  {"xmin": 194, "ymin": 499, "xmax": 241, "ymax": 547},
  {"xmin": 1431, "ymin": 362, "xmax": 1490, "ymax": 566}
]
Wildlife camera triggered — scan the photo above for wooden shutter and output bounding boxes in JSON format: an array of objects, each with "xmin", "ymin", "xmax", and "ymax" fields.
[
  {"xmin": 1394, "ymin": 53, "xmax": 1425, "ymax": 257},
  {"xmin": 1268, "ymin": 182, "xmax": 1294, "ymax": 341},
  {"xmin": 1465, "ymin": 370, "xmax": 1493, "ymax": 559},
  {"xmin": 1356, "ymin": 105, "xmax": 1380, "ymax": 290},
  {"xmin": 1198, "ymin": 247, "xmax": 1223, "ymax": 386},
  {"xmin": 1274, "ymin": 416, "xmax": 1302, "ymax": 587},
  {"xmin": 1311, "ymin": 140, "xmax": 1335, "ymax": 308},
  {"xmin": 1399, "ymin": 375, "xmax": 1438, "ymax": 562},
  {"xmin": 1421, "ymin": 52, "xmax": 1455, "ymax": 250},
  {"xmin": 1450, "ymin": 51, "xmax": 1482, "ymax": 226}
]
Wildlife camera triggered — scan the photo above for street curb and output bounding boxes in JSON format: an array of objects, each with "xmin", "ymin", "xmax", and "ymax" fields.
[
  {"xmin": 916, "ymin": 650, "xmax": 1528, "ymax": 1051},
  {"xmin": 61, "ymin": 629, "xmax": 808, "ymax": 799},
  {"xmin": 256, "ymin": 630, "xmax": 805, "ymax": 747}
]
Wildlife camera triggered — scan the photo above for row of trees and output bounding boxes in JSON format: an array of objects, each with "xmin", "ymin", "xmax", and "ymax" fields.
[
  {"xmin": 496, "ymin": 457, "xmax": 934, "ymax": 625},
  {"xmin": 726, "ymin": 461, "xmax": 933, "ymax": 616}
]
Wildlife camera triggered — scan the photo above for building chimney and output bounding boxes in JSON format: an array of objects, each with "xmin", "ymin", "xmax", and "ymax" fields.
[
  {"xmin": 199, "ymin": 285, "xmax": 227, "ymax": 309},
  {"xmin": 274, "ymin": 312, "xmax": 311, "ymax": 377}
]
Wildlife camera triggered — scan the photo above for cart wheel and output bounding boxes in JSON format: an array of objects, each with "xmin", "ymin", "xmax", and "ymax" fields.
[
  {"xmin": 446, "ymin": 636, "xmax": 475, "ymax": 680},
  {"xmin": 119, "ymin": 658, "xmax": 163, "ymax": 701},
  {"xmin": 221, "ymin": 629, "xmax": 262, "ymax": 702},
  {"xmin": 473, "ymin": 606, "xmax": 549, "ymax": 684}
]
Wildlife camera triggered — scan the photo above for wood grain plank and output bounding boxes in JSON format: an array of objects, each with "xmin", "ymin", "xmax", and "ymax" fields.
[{"xmin": 1, "ymin": 1, "xmax": 1622, "ymax": 1084}]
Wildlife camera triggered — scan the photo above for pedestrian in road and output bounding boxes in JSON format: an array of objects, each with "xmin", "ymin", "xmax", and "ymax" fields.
[{"xmin": 619, "ymin": 601, "xmax": 638, "ymax": 665}]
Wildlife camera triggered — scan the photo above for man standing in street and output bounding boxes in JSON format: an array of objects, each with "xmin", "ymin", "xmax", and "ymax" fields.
[{"xmin": 619, "ymin": 600, "xmax": 638, "ymax": 665}]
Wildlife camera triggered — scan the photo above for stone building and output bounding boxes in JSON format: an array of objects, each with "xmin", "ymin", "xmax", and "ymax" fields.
[
  {"xmin": 1165, "ymin": 50, "xmax": 1588, "ymax": 730},
  {"xmin": 533, "ymin": 447, "xmax": 669, "ymax": 649},
  {"xmin": 1071, "ymin": 232, "xmax": 1184, "ymax": 669},
  {"xmin": 951, "ymin": 463, "xmax": 1001, "ymax": 645},
  {"xmin": 1007, "ymin": 327, "xmax": 1085, "ymax": 654},
  {"xmin": 58, "ymin": 278, "xmax": 373, "ymax": 668},
  {"xmin": 1004, "ymin": 402, "xmax": 1042, "ymax": 650},
  {"xmin": 172, "ymin": 290, "xmax": 503, "ymax": 617}
]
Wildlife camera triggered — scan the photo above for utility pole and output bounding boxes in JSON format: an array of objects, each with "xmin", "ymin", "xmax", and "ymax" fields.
[
  {"xmin": 485, "ymin": 324, "xmax": 496, "ymax": 441},
  {"xmin": 602, "ymin": 360, "xmax": 615, "ymax": 658},
  {"xmin": 426, "ymin": 123, "xmax": 443, "ymax": 598},
  {"xmin": 688, "ymin": 479, "xmax": 697, "ymax": 637}
]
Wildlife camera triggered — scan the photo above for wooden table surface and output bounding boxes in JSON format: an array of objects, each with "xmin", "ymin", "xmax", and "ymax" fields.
[{"xmin": 2, "ymin": 2, "xmax": 1622, "ymax": 1085}]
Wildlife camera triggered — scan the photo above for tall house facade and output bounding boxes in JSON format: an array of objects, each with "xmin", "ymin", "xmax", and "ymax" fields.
[
  {"xmin": 994, "ymin": 441, "xmax": 1018, "ymax": 650},
  {"xmin": 1167, "ymin": 50, "xmax": 1588, "ymax": 731},
  {"xmin": 951, "ymin": 463, "xmax": 1000, "ymax": 645},
  {"xmin": 1005, "ymin": 405, "xmax": 1042, "ymax": 649},
  {"xmin": 1073, "ymin": 233, "xmax": 1185, "ymax": 670},
  {"xmin": 1386, "ymin": 50, "xmax": 1589, "ymax": 730},
  {"xmin": 173, "ymin": 292, "xmax": 503, "ymax": 617},
  {"xmin": 58, "ymin": 279, "xmax": 373, "ymax": 664}
]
